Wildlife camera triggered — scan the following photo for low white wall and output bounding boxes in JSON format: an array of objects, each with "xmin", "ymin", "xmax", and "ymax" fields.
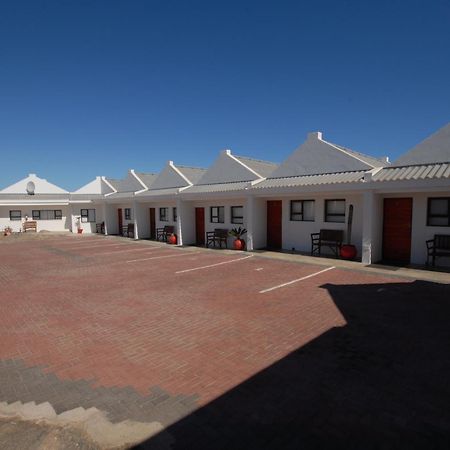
[
  {"xmin": 0, "ymin": 205, "xmax": 71, "ymax": 232},
  {"xmin": 281, "ymin": 194, "xmax": 364, "ymax": 256}
]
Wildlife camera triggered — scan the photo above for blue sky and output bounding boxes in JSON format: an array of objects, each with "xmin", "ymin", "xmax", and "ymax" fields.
[{"xmin": 1, "ymin": 0, "xmax": 449, "ymax": 190}]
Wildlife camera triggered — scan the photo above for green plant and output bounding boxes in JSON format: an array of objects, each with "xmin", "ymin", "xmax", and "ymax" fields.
[{"xmin": 229, "ymin": 227, "xmax": 247, "ymax": 239}]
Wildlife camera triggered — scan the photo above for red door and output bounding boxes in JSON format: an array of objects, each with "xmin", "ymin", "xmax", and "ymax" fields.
[
  {"xmin": 118, "ymin": 208, "xmax": 123, "ymax": 236},
  {"xmin": 149, "ymin": 208, "xmax": 156, "ymax": 240},
  {"xmin": 195, "ymin": 208, "xmax": 205, "ymax": 246},
  {"xmin": 267, "ymin": 200, "xmax": 282, "ymax": 249},
  {"xmin": 382, "ymin": 198, "xmax": 413, "ymax": 263}
]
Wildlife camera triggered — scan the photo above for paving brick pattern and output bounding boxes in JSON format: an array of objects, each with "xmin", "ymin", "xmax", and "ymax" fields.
[{"xmin": 1, "ymin": 234, "xmax": 450, "ymax": 449}]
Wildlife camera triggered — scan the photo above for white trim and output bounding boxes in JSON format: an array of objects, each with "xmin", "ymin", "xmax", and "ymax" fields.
[
  {"xmin": 227, "ymin": 150, "xmax": 264, "ymax": 179},
  {"xmin": 102, "ymin": 177, "xmax": 118, "ymax": 197},
  {"xmin": 323, "ymin": 139, "xmax": 379, "ymax": 169},
  {"xmin": 170, "ymin": 161, "xmax": 193, "ymax": 186},
  {"xmin": 130, "ymin": 169, "xmax": 148, "ymax": 194}
]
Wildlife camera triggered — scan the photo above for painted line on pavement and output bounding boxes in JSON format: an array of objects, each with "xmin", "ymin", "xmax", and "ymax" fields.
[
  {"xmin": 175, "ymin": 254, "xmax": 254, "ymax": 274},
  {"xmin": 96, "ymin": 246, "xmax": 164, "ymax": 256},
  {"xmin": 259, "ymin": 266, "xmax": 336, "ymax": 294},
  {"xmin": 126, "ymin": 252, "xmax": 196, "ymax": 263}
]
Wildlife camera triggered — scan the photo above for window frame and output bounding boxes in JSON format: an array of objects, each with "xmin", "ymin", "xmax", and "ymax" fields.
[
  {"xmin": 31, "ymin": 210, "xmax": 62, "ymax": 220},
  {"xmin": 124, "ymin": 208, "xmax": 132, "ymax": 220},
  {"xmin": 231, "ymin": 206, "xmax": 244, "ymax": 224},
  {"xmin": 427, "ymin": 197, "xmax": 450, "ymax": 227},
  {"xmin": 173, "ymin": 207, "xmax": 177, "ymax": 222},
  {"xmin": 290, "ymin": 200, "xmax": 315, "ymax": 222},
  {"xmin": 159, "ymin": 207, "xmax": 169, "ymax": 222},
  {"xmin": 210, "ymin": 206, "xmax": 225, "ymax": 224},
  {"xmin": 81, "ymin": 209, "xmax": 96, "ymax": 223},
  {"xmin": 324, "ymin": 199, "xmax": 346, "ymax": 223},
  {"xmin": 9, "ymin": 210, "xmax": 22, "ymax": 221}
]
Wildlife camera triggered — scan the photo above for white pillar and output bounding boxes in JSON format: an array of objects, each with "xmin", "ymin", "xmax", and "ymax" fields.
[
  {"xmin": 246, "ymin": 194, "xmax": 255, "ymax": 251},
  {"xmin": 176, "ymin": 197, "xmax": 183, "ymax": 246},
  {"xmin": 362, "ymin": 191, "xmax": 375, "ymax": 264},
  {"xmin": 132, "ymin": 200, "xmax": 139, "ymax": 240}
]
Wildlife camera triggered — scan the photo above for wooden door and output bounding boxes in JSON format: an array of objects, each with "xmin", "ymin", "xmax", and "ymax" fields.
[
  {"xmin": 267, "ymin": 200, "xmax": 282, "ymax": 249},
  {"xmin": 195, "ymin": 208, "xmax": 205, "ymax": 246},
  {"xmin": 382, "ymin": 198, "xmax": 413, "ymax": 263},
  {"xmin": 149, "ymin": 208, "xmax": 156, "ymax": 240},
  {"xmin": 118, "ymin": 208, "xmax": 123, "ymax": 235}
]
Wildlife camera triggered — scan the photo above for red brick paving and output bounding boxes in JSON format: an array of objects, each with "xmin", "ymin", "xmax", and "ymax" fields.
[{"xmin": 0, "ymin": 235, "xmax": 409, "ymax": 408}]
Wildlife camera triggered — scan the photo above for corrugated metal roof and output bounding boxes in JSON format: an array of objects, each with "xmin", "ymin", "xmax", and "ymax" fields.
[
  {"xmin": 183, "ymin": 181, "xmax": 251, "ymax": 194},
  {"xmin": 135, "ymin": 172, "xmax": 158, "ymax": 189},
  {"xmin": 0, "ymin": 193, "xmax": 70, "ymax": 200},
  {"xmin": 372, "ymin": 162, "xmax": 450, "ymax": 181},
  {"xmin": 253, "ymin": 171, "xmax": 366, "ymax": 189},
  {"xmin": 136, "ymin": 187, "xmax": 181, "ymax": 197},
  {"xmin": 177, "ymin": 166, "xmax": 207, "ymax": 184},
  {"xmin": 105, "ymin": 174, "xmax": 142, "ymax": 193},
  {"xmin": 234, "ymin": 156, "xmax": 278, "ymax": 177},
  {"xmin": 105, "ymin": 192, "xmax": 135, "ymax": 199},
  {"xmin": 331, "ymin": 143, "xmax": 387, "ymax": 168}
]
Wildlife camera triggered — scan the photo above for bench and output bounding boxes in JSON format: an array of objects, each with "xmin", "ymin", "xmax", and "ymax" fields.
[
  {"xmin": 311, "ymin": 229, "xmax": 344, "ymax": 257},
  {"xmin": 96, "ymin": 222, "xmax": 105, "ymax": 234},
  {"xmin": 156, "ymin": 225, "xmax": 174, "ymax": 242},
  {"xmin": 23, "ymin": 221, "xmax": 38, "ymax": 232},
  {"xmin": 122, "ymin": 223, "xmax": 135, "ymax": 238},
  {"xmin": 206, "ymin": 228, "xmax": 228, "ymax": 248},
  {"xmin": 426, "ymin": 234, "xmax": 450, "ymax": 267}
]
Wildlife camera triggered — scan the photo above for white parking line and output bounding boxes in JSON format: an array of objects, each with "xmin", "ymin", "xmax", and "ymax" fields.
[
  {"xmin": 126, "ymin": 252, "xmax": 194, "ymax": 263},
  {"xmin": 175, "ymin": 254, "xmax": 254, "ymax": 274},
  {"xmin": 259, "ymin": 266, "xmax": 336, "ymax": 294},
  {"xmin": 60, "ymin": 242, "xmax": 128, "ymax": 250}
]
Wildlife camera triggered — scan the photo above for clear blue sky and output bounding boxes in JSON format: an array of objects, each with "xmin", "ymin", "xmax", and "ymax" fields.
[{"xmin": 1, "ymin": 0, "xmax": 449, "ymax": 190}]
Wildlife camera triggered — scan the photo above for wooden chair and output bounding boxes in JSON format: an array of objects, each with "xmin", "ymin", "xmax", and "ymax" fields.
[
  {"xmin": 23, "ymin": 221, "xmax": 38, "ymax": 232},
  {"xmin": 122, "ymin": 223, "xmax": 134, "ymax": 238},
  {"xmin": 96, "ymin": 222, "xmax": 105, "ymax": 234},
  {"xmin": 426, "ymin": 234, "xmax": 450, "ymax": 267},
  {"xmin": 311, "ymin": 229, "xmax": 343, "ymax": 257},
  {"xmin": 206, "ymin": 228, "xmax": 229, "ymax": 248},
  {"xmin": 156, "ymin": 225, "xmax": 174, "ymax": 242}
]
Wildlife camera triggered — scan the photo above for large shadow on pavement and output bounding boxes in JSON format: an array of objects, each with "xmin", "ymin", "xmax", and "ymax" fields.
[{"xmin": 134, "ymin": 280, "xmax": 450, "ymax": 449}]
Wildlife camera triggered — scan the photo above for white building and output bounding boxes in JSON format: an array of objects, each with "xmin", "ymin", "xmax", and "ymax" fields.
[{"xmin": 1, "ymin": 123, "xmax": 449, "ymax": 267}]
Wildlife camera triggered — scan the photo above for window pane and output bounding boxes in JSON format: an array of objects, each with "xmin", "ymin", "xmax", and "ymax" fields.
[
  {"xmin": 303, "ymin": 201, "xmax": 315, "ymax": 221},
  {"xmin": 429, "ymin": 199, "xmax": 448, "ymax": 215},
  {"xmin": 326, "ymin": 215, "xmax": 345, "ymax": 223},
  {"xmin": 218, "ymin": 207, "xmax": 224, "ymax": 223},
  {"xmin": 428, "ymin": 217, "xmax": 448, "ymax": 226},
  {"xmin": 291, "ymin": 201, "xmax": 303, "ymax": 214},
  {"xmin": 32, "ymin": 210, "xmax": 39, "ymax": 220},
  {"xmin": 88, "ymin": 210, "xmax": 95, "ymax": 222},
  {"xmin": 327, "ymin": 200, "xmax": 345, "ymax": 215}
]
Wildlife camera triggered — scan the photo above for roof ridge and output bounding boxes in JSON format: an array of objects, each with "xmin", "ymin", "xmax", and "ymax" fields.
[{"xmin": 176, "ymin": 165, "xmax": 207, "ymax": 170}]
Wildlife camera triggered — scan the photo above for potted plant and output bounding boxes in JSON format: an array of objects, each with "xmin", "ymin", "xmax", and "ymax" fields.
[
  {"xmin": 168, "ymin": 233, "xmax": 177, "ymax": 245},
  {"xmin": 75, "ymin": 216, "xmax": 83, "ymax": 234},
  {"xmin": 229, "ymin": 227, "xmax": 247, "ymax": 250},
  {"xmin": 340, "ymin": 204, "xmax": 357, "ymax": 260},
  {"xmin": 3, "ymin": 226, "xmax": 12, "ymax": 236}
]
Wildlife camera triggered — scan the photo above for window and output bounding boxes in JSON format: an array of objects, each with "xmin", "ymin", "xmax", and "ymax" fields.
[
  {"xmin": 32, "ymin": 210, "xmax": 63, "ymax": 220},
  {"xmin": 427, "ymin": 197, "xmax": 450, "ymax": 227},
  {"xmin": 325, "ymin": 200, "xmax": 346, "ymax": 223},
  {"xmin": 173, "ymin": 207, "xmax": 177, "ymax": 222},
  {"xmin": 159, "ymin": 207, "xmax": 168, "ymax": 221},
  {"xmin": 9, "ymin": 210, "xmax": 21, "ymax": 221},
  {"xmin": 124, "ymin": 208, "xmax": 131, "ymax": 220},
  {"xmin": 210, "ymin": 206, "xmax": 224, "ymax": 223},
  {"xmin": 81, "ymin": 209, "xmax": 96, "ymax": 223},
  {"xmin": 290, "ymin": 200, "xmax": 315, "ymax": 221},
  {"xmin": 231, "ymin": 206, "xmax": 244, "ymax": 224}
]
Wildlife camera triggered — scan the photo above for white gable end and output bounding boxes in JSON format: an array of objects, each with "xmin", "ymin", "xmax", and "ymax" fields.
[
  {"xmin": 197, "ymin": 150, "xmax": 260, "ymax": 185},
  {"xmin": 271, "ymin": 132, "xmax": 375, "ymax": 178},
  {"xmin": 150, "ymin": 162, "xmax": 190, "ymax": 190},
  {"xmin": 0, "ymin": 174, "xmax": 68, "ymax": 194},
  {"xmin": 394, "ymin": 123, "xmax": 450, "ymax": 166},
  {"xmin": 72, "ymin": 176, "xmax": 113, "ymax": 194}
]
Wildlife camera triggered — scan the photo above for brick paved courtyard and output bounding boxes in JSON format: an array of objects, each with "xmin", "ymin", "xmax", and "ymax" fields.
[{"xmin": 1, "ymin": 234, "xmax": 450, "ymax": 449}]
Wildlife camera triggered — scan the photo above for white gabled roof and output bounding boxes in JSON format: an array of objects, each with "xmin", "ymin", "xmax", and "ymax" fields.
[
  {"xmin": 270, "ymin": 132, "xmax": 387, "ymax": 178},
  {"xmin": 71, "ymin": 176, "xmax": 114, "ymax": 195},
  {"xmin": 0, "ymin": 173, "xmax": 69, "ymax": 194},
  {"xmin": 394, "ymin": 122, "xmax": 450, "ymax": 166}
]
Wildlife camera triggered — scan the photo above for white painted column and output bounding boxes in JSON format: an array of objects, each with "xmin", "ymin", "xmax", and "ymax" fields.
[
  {"xmin": 176, "ymin": 197, "xmax": 183, "ymax": 246},
  {"xmin": 362, "ymin": 191, "xmax": 375, "ymax": 264},
  {"xmin": 246, "ymin": 194, "xmax": 255, "ymax": 251},
  {"xmin": 133, "ymin": 200, "xmax": 139, "ymax": 240},
  {"xmin": 103, "ymin": 202, "xmax": 110, "ymax": 235}
]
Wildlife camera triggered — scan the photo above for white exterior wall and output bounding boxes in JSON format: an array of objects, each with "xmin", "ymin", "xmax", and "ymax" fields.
[
  {"xmin": 249, "ymin": 197, "xmax": 267, "ymax": 249},
  {"xmin": 70, "ymin": 204, "xmax": 105, "ymax": 234},
  {"xmin": 178, "ymin": 199, "xmax": 196, "ymax": 245},
  {"xmin": 134, "ymin": 201, "xmax": 177, "ymax": 239},
  {"xmin": 280, "ymin": 193, "xmax": 364, "ymax": 256},
  {"xmin": 380, "ymin": 191, "xmax": 450, "ymax": 267},
  {"xmin": 0, "ymin": 205, "xmax": 71, "ymax": 232},
  {"xmin": 191, "ymin": 199, "xmax": 247, "ymax": 247}
]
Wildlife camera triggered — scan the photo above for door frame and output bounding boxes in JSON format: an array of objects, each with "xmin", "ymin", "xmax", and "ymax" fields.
[
  {"xmin": 266, "ymin": 200, "xmax": 282, "ymax": 250},
  {"xmin": 195, "ymin": 207, "xmax": 205, "ymax": 246},
  {"xmin": 149, "ymin": 208, "xmax": 156, "ymax": 240}
]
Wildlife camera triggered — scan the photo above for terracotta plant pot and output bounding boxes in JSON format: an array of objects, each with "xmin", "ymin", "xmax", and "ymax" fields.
[
  {"xmin": 233, "ymin": 239, "xmax": 245, "ymax": 250},
  {"xmin": 340, "ymin": 244, "xmax": 357, "ymax": 260},
  {"xmin": 168, "ymin": 234, "xmax": 177, "ymax": 245},
  {"xmin": 77, "ymin": 228, "xmax": 83, "ymax": 234}
]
